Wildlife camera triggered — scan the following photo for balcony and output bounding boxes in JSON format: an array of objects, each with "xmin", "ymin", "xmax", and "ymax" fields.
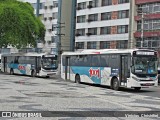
[
  {"xmin": 134, "ymin": 31, "xmax": 160, "ymax": 38},
  {"xmin": 87, "ymin": 5, "xmax": 92, "ymax": 9},
  {"xmin": 135, "ymin": 13, "xmax": 160, "ymax": 21},
  {"xmin": 86, "ymin": 33, "xmax": 92, "ymax": 36},
  {"xmin": 75, "ymin": 33, "xmax": 80, "ymax": 36},
  {"xmin": 86, "ymin": 19, "xmax": 92, "ymax": 22},
  {"xmin": 76, "ymin": 7, "xmax": 82, "ymax": 10},
  {"xmin": 135, "ymin": 0, "xmax": 160, "ymax": 5}
]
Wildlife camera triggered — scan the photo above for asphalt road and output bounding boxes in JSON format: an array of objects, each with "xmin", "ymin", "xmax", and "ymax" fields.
[
  {"xmin": 76, "ymin": 81, "xmax": 160, "ymax": 99},
  {"xmin": 0, "ymin": 73, "xmax": 160, "ymax": 119},
  {"xmin": 119, "ymin": 86, "xmax": 160, "ymax": 98}
]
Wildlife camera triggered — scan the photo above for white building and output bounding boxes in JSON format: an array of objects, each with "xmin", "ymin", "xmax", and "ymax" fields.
[
  {"xmin": 75, "ymin": 0, "xmax": 130, "ymax": 50},
  {"xmin": 22, "ymin": 0, "xmax": 59, "ymax": 53}
]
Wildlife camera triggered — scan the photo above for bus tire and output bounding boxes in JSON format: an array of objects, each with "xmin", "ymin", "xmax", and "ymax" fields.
[
  {"xmin": 31, "ymin": 70, "xmax": 36, "ymax": 77},
  {"xmin": 112, "ymin": 78, "xmax": 120, "ymax": 91},
  {"xmin": 134, "ymin": 87, "xmax": 141, "ymax": 91},
  {"xmin": 75, "ymin": 74, "xmax": 80, "ymax": 84},
  {"xmin": 10, "ymin": 69, "xmax": 14, "ymax": 75}
]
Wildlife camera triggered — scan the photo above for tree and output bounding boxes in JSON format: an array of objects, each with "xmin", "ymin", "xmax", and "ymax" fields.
[{"xmin": 0, "ymin": 0, "xmax": 45, "ymax": 49}]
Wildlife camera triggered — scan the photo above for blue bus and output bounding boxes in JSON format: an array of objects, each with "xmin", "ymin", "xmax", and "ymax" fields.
[{"xmin": 61, "ymin": 49, "xmax": 158, "ymax": 91}]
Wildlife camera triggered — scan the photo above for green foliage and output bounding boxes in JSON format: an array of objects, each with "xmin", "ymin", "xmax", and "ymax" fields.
[{"xmin": 0, "ymin": 0, "xmax": 45, "ymax": 49}]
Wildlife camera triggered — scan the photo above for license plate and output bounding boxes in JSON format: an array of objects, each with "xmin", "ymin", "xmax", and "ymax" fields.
[{"xmin": 141, "ymin": 83, "xmax": 154, "ymax": 86}]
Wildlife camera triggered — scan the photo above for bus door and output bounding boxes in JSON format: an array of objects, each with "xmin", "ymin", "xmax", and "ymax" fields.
[
  {"xmin": 36, "ymin": 57, "xmax": 41, "ymax": 73},
  {"xmin": 64, "ymin": 56, "xmax": 70, "ymax": 80},
  {"xmin": 120, "ymin": 55, "xmax": 129, "ymax": 86},
  {"xmin": 3, "ymin": 57, "xmax": 7, "ymax": 72}
]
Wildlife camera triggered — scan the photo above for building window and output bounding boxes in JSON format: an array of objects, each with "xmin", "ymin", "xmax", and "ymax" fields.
[
  {"xmin": 118, "ymin": 10, "xmax": 129, "ymax": 19},
  {"xmin": 116, "ymin": 40, "xmax": 128, "ymax": 49},
  {"xmin": 100, "ymin": 41, "xmax": 110, "ymax": 49},
  {"xmin": 118, "ymin": 0, "xmax": 129, "ymax": 4},
  {"xmin": 136, "ymin": 37, "xmax": 160, "ymax": 49},
  {"xmin": 117, "ymin": 25, "xmax": 128, "ymax": 34},
  {"xmin": 88, "ymin": 14, "xmax": 98, "ymax": 22},
  {"xmin": 32, "ymin": 3, "xmax": 44, "ymax": 9},
  {"xmin": 77, "ymin": 2, "xmax": 86, "ymax": 10},
  {"xmin": 137, "ymin": 21, "xmax": 141, "ymax": 31},
  {"xmin": 51, "ymin": 36, "xmax": 57, "ymax": 43},
  {"xmin": 87, "ymin": 42, "xmax": 97, "ymax": 49},
  {"xmin": 137, "ymin": 20, "xmax": 160, "ymax": 31},
  {"xmin": 138, "ymin": 2, "xmax": 160, "ymax": 14},
  {"xmin": 39, "ymin": 3, "xmax": 44, "ymax": 9},
  {"xmin": 89, "ymin": 0, "xmax": 99, "ymax": 8},
  {"xmin": 76, "ymin": 42, "xmax": 84, "ymax": 49},
  {"xmin": 76, "ymin": 29, "xmax": 85, "ymax": 36},
  {"xmin": 53, "ymin": 1, "xmax": 58, "ymax": 8},
  {"xmin": 102, "ymin": 0, "xmax": 112, "ymax": 6},
  {"xmin": 100, "ymin": 26, "xmax": 111, "ymax": 34},
  {"xmin": 77, "ymin": 15, "xmax": 86, "ymax": 23},
  {"xmin": 52, "ymin": 12, "xmax": 58, "ymax": 19},
  {"xmin": 52, "ymin": 24, "xmax": 57, "ymax": 31},
  {"xmin": 88, "ymin": 28, "xmax": 97, "ymax": 35},
  {"xmin": 101, "ymin": 12, "xmax": 111, "ymax": 20}
]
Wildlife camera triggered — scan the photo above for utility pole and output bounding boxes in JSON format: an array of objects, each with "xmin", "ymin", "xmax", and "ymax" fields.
[
  {"xmin": 141, "ymin": 13, "xmax": 144, "ymax": 48},
  {"xmin": 55, "ymin": 22, "xmax": 65, "ymax": 55},
  {"xmin": 55, "ymin": 22, "xmax": 65, "ymax": 75}
]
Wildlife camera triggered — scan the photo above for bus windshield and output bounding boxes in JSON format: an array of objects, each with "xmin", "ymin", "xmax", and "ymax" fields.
[
  {"xmin": 42, "ymin": 57, "xmax": 58, "ymax": 70},
  {"xmin": 132, "ymin": 56, "xmax": 158, "ymax": 75}
]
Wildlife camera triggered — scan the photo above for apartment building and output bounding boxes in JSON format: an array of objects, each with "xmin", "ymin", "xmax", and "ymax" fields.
[
  {"xmin": 133, "ymin": 0, "xmax": 160, "ymax": 52},
  {"xmin": 75, "ymin": 0, "xmax": 130, "ymax": 50},
  {"xmin": 23, "ymin": 0, "xmax": 59, "ymax": 53}
]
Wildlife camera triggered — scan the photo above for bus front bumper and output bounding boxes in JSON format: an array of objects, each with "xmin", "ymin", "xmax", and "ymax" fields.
[
  {"xmin": 39, "ymin": 70, "xmax": 57, "ymax": 77},
  {"xmin": 127, "ymin": 77, "xmax": 158, "ymax": 88}
]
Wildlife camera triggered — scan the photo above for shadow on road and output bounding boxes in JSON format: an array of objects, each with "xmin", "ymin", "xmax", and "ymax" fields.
[{"xmin": 80, "ymin": 82, "xmax": 156, "ymax": 93}]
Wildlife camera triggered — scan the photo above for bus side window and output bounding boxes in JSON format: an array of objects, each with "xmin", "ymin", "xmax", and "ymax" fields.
[
  {"xmin": 83, "ymin": 55, "xmax": 91, "ymax": 66},
  {"xmin": 91, "ymin": 55, "xmax": 100, "ymax": 67},
  {"xmin": 100, "ymin": 55, "xmax": 109, "ymax": 67},
  {"xmin": 14, "ymin": 57, "xmax": 19, "ymax": 64},
  {"xmin": 70, "ymin": 56, "xmax": 76, "ymax": 66},
  {"xmin": 77, "ymin": 55, "xmax": 84, "ymax": 66}
]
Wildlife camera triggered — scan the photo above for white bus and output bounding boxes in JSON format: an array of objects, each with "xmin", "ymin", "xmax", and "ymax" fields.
[
  {"xmin": 61, "ymin": 49, "xmax": 158, "ymax": 90},
  {"xmin": 1, "ymin": 52, "xmax": 58, "ymax": 77}
]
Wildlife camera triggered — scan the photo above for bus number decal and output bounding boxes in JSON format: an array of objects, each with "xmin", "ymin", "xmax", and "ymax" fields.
[
  {"xmin": 89, "ymin": 68, "xmax": 100, "ymax": 78},
  {"xmin": 18, "ymin": 65, "xmax": 25, "ymax": 70}
]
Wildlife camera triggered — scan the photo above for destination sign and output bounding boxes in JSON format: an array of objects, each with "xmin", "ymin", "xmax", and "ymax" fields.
[{"xmin": 136, "ymin": 51, "xmax": 155, "ymax": 55}]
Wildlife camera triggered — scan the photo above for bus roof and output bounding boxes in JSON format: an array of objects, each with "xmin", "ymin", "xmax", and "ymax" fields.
[
  {"xmin": 62, "ymin": 49, "xmax": 156, "ymax": 56},
  {"xmin": 1, "ymin": 52, "xmax": 54, "ymax": 57}
]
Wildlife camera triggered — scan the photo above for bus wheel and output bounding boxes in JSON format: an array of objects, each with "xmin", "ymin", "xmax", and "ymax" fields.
[
  {"xmin": 31, "ymin": 70, "xmax": 36, "ymax": 77},
  {"xmin": 112, "ymin": 78, "xmax": 119, "ymax": 91},
  {"xmin": 10, "ymin": 69, "xmax": 14, "ymax": 75},
  {"xmin": 75, "ymin": 74, "xmax": 80, "ymax": 83},
  {"xmin": 134, "ymin": 87, "xmax": 141, "ymax": 91}
]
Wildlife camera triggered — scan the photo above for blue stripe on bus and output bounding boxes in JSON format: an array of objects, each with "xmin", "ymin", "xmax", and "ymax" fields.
[
  {"xmin": 8, "ymin": 63, "xmax": 27, "ymax": 74},
  {"xmin": 70, "ymin": 66, "xmax": 103, "ymax": 84},
  {"xmin": 70, "ymin": 66, "xmax": 119, "ymax": 84}
]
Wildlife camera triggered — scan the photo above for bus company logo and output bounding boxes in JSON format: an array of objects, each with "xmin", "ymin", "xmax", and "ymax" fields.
[
  {"xmin": 18, "ymin": 65, "xmax": 25, "ymax": 70},
  {"xmin": 89, "ymin": 68, "xmax": 100, "ymax": 78}
]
